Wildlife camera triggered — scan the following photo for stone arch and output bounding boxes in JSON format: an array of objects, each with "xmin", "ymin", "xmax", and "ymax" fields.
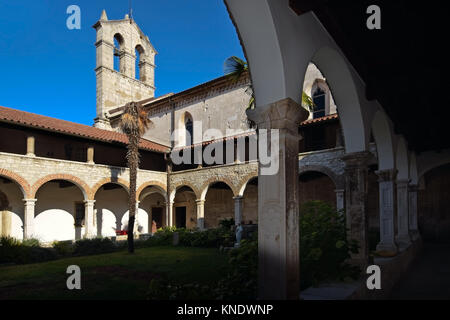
[
  {"xmin": 237, "ymin": 173, "xmax": 259, "ymax": 196},
  {"xmin": 0, "ymin": 190, "xmax": 9, "ymax": 210},
  {"xmin": 396, "ymin": 136, "xmax": 409, "ymax": 180},
  {"xmin": 311, "ymin": 46, "xmax": 369, "ymax": 153},
  {"xmin": 410, "ymin": 153, "xmax": 419, "ymax": 185},
  {"xmin": 90, "ymin": 177, "xmax": 130, "ymax": 200},
  {"xmin": 225, "ymin": 0, "xmax": 370, "ymax": 152},
  {"xmin": 0, "ymin": 168, "xmax": 30, "ymax": 198},
  {"xmin": 371, "ymin": 110, "xmax": 395, "ymax": 170},
  {"xmin": 170, "ymin": 182, "xmax": 201, "ymax": 202},
  {"xmin": 199, "ymin": 178, "xmax": 237, "ymax": 200},
  {"xmin": 137, "ymin": 181, "xmax": 167, "ymax": 201},
  {"xmin": 31, "ymin": 174, "xmax": 89, "ymax": 200},
  {"xmin": 298, "ymin": 165, "xmax": 344, "ymax": 189}
]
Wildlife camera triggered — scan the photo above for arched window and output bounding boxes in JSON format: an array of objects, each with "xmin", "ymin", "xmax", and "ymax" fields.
[
  {"xmin": 135, "ymin": 45, "xmax": 145, "ymax": 80},
  {"xmin": 312, "ymin": 87, "xmax": 326, "ymax": 119},
  {"xmin": 113, "ymin": 34, "xmax": 125, "ymax": 73},
  {"xmin": 185, "ymin": 118, "xmax": 193, "ymax": 146}
]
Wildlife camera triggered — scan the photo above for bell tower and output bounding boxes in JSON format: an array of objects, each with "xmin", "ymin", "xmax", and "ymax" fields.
[{"xmin": 93, "ymin": 10, "xmax": 156, "ymax": 129}]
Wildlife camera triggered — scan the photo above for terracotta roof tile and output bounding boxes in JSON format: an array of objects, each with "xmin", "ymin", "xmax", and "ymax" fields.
[
  {"xmin": 300, "ymin": 113, "xmax": 339, "ymax": 126},
  {"xmin": 0, "ymin": 106, "xmax": 169, "ymax": 153}
]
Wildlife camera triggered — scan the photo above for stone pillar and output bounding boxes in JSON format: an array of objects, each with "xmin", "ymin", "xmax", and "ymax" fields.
[
  {"xmin": 23, "ymin": 199, "xmax": 37, "ymax": 239},
  {"xmin": 26, "ymin": 136, "xmax": 35, "ymax": 157},
  {"xmin": 116, "ymin": 219, "xmax": 122, "ymax": 233},
  {"xmin": 166, "ymin": 201, "xmax": 174, "ymax": 227},
  {"xmin": 233, "ymin": 196, "xmax": 244, "ymax": 225},
  {"xmin": 335, "ymin": 189, "xmax": 345, "ymax": 213},
  {"xmin": 396, "ymin": 179, "xmax": 412, "ymax": 250},
  {"xmin": 87, "ymin": 146, "xmax": 95, "ymax": 164},
  {"xmin": 196, "ymin": 199, "xmax": 205, "ymax": 230},
  {"xmin": 375, "ymin": 169, "xmax": 398, "ymax": 253},
  {"xmin": 408, "ymin": 184, "xmax": 420, "ymax": 240},
  {"xmin": 246, "ymin": 98, "xmax": 309, "ymax": 300},
  {"xmin": 1, "ymin": 211, "xmax": 12, "ymax": 237},
  {"xmin": 84, "ymin": 200, "xmax": 96, "ymax": 238},
  {"xmin": 341, "ymin": 151, "xmax": 371, "ymax": 267}
]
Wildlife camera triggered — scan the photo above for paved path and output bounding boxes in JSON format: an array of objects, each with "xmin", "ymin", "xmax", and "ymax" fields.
[{"xmin": 389, "ymin": 243, "xmax": 450, "ymax": 299}]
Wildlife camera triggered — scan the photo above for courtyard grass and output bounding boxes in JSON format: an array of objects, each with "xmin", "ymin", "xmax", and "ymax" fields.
[{"xmin": 0, "ymin": 246, "xmax": 230, "ymax": 300}]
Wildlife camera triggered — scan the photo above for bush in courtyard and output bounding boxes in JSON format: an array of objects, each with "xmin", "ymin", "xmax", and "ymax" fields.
[
  {"xmin": 299, "ymin": 200, "xmax": 360, "ymax": 289},
  {"xmin": 147, "ymin": 237, "xmax": 258, "ymax": 300},
  {"xmin": 0, "ymin": 236, "xmax": 57, "ymax": 265},
  {"xmin": 73, "ymin": 238, "xmax": 116, "ymax": 256},
  {"xmin": 218, "ymin": 218, "xmax": 235, "ymax": 230},
  {"xmin": 52, "ymin": 240, "xmax": 75, "ymax": 256},
  {"xmin": 21, "ymin": 238, "xmax": 41, "ymax": 247}
]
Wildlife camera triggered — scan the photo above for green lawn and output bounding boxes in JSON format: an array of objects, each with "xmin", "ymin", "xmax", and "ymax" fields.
[{"xmin": 0, "ymin": 246, "xmax": 230, "ymax": 300}]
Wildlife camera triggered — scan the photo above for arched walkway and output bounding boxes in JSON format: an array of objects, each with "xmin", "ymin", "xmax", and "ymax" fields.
[
  {"xmin": 204, "ymin": 181, "xmax": 235, "ymax": 229},
  {"xmin": 418, "ymin": 163, "xmax": 450, "ymax": 242},
  {"xmin": 94, "ymin": 182, "xmax": 129, "ymax": 237},
  {"xmin": 34, "ymin": 179, "xmax": 85, "ymax": 242}
]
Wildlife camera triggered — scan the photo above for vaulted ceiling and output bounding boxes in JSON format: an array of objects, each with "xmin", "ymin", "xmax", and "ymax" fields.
[{"xmin": 289, "ymin": 0, "xmax": 449, "ymax": 153}]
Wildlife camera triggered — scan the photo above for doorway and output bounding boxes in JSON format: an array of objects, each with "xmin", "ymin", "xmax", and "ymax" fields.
[{"xmin": 175, "ymin": 206, "xmax": 186, "ymax": 228}]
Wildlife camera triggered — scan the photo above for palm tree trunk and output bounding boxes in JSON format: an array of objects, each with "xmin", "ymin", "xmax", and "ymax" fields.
[{"xmin": 127, "ymin": 138, "xmax": 139, "ymax": 253}]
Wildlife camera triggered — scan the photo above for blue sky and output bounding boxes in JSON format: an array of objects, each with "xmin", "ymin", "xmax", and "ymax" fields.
[{"xmin": 0, "ymin": 0, "xmax": 243, "ymax": 125}]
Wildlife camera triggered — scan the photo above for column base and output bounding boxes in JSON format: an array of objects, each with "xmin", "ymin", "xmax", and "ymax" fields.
[
  {"xmin": 410, "ymin": 230, "xmax": 421, "ymax": 241},
  {"xmin": 396, "ymin": 235, "xmax": 412, "ymax": 251},
  {"xmin": 376, "ymin": 241, "xmax": 398, "ymax": 255}
]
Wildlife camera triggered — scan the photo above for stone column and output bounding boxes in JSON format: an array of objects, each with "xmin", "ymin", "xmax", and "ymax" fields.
[
  {"xmin": 87, "ymin": 146, "xmax": 95, "ymax": 164},
  {"xmin": 23, "ymin": 199, "xmax": 37, "ymax": 239},
  {"xmin": 246, "ymin": 98, "xmax": 309, "ymax": 300},
  {"xmin": 196, "ymin": 199, "xmax": 205, "ymax": 230},
  {"xmin": 408, "ymin": 184, "xmax": 420, "ymax": 240},
  {"xmin": 396, "ymin": 179, "xmax": 412, "ymax": 250},
  {"xmin": 375, "ymin": 169, "xmax": 398, "ymax": 253},
  {"xmin": 166, "ymin": 201, "xmax": 174, "ymax": 227},
  {"xmin": 84, "ymin": 200, "xmax": 96, "ymax": 238},
  {"xmin": 341, "ymin": 151, "xmax": 371, "ymax": 267},
  {"xmin": 233, "ymin": 196, "xmax": 244, "ymax": 225},
  {"xmin": 335, "ymin": 189, "xmax": 345, "ymax": 213},
  {"xmin": 1, "ymin": 211, "xmax": 12, "ymax": 237},
  {"xmin": 26, "ymin": 136, "xmax": 35, "ymax": 157}
]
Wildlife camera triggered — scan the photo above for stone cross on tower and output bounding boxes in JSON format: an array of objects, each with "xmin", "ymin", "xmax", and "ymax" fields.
[{"xmin": 92, "ymin": 10, "xmax": 156, "ymax": 129}]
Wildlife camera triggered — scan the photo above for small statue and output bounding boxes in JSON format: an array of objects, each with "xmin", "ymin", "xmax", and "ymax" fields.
[{"xmin": 235, "ymin": 223, "xmax": 244, "ymax": 246}]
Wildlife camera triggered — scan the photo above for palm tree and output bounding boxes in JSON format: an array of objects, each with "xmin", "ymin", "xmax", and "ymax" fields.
[
  {"xmin": 224, "ymin": 56, "xmax": 314, "ymax": 110},
  {"xmin": 120, "ymin": 101, "xmax": 150, "ymax": 253}
]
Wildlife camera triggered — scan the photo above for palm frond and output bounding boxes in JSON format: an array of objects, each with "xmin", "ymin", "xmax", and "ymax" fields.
[
  {"xmin": 224, "ymin": 56, "xmax": 247, "ymax": 82},
  {"xmin": 302, "ymin": 91, "xmax": 315, "ymax": 111}
]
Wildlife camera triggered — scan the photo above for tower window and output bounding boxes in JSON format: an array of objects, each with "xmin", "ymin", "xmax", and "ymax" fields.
[
  {"xmin": 135, "ymin": 45, "xmax": 145, "ymax": 80},
  {"xmin": 113, "ymin": 33, "xmax": 125, "ymax": 73},
  {"xmin": 313, "ymin": 87, "xmax": 326, "ymax": 119},
  {"xmin": 185, "ymin": 118, "xmax": 193, "ymax": 146}
]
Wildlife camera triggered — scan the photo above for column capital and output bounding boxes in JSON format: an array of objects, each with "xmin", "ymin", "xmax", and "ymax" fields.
[
  {"xmin": 334, "ymin": 189, "xmax": 345, "ymax": 193},
  {"xmin": 23, "ymin": 198, "xmax": 37, "ymax": 204},
  {"xmin": 195, "ymin": 199, "xmax": 205, "ymax": 205},
  {"xmin": 396, "ymin": 179, "xmax": 411, "ymax": 187},
  {"xmin": 165, "ymin": 200, "xmax": 174, "ymax": 206},
  {"xmin": 341, "ymin": 151, "xmax": 372, "ymax": 168},
  {"xmin": 232, "ymin": 195, "xmax": 244, "ymax": 200},
  {"xmin": 246, "ymin": 97, "xmax": 309, "ymax": 132},
  {"xmin": 375, "ymin": 168, "xmax": 398, "ymax": 182},
  {"xmin": 84, "ymin": 200, "xmax": 96, "ymax": 205},
  {"xmin": 408, "ymin": 184, "xmax": 419, "ymax": 192}
]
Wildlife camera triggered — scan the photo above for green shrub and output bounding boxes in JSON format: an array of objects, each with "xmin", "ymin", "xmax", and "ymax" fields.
[
  {"xmin": 299, "ymin": 200, "xmax": 360, "ymax": 289},
  {"xmin": 52, "ymin": 240, "xmax": 75, "ymax": 256},
  {"xmin": 0, "ymin": 236, "xmax": 57, "ymax": 264},
  {"xmin": 218, "ymin": 218, "xmax": 235, "ymax": 230},
  {"xmin": 21, "ymin": 238, "xmax": 41, "ymax": 247},
  {"xmin": 73, "ymin": 238, "xmax": 116, "ymax": 256},
  {"xmin": 147, "ymin": 238, "xmax": 258, "ymax": 300}
]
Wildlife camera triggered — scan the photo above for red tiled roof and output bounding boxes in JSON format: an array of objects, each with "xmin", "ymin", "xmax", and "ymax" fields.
[
  {"xmin": 300, "ymin": 113, "xmax": 339, "ymax": 126},
  {"xmin": 0, "ymin": 106, "xmax": 169, "ymax": 153}
]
